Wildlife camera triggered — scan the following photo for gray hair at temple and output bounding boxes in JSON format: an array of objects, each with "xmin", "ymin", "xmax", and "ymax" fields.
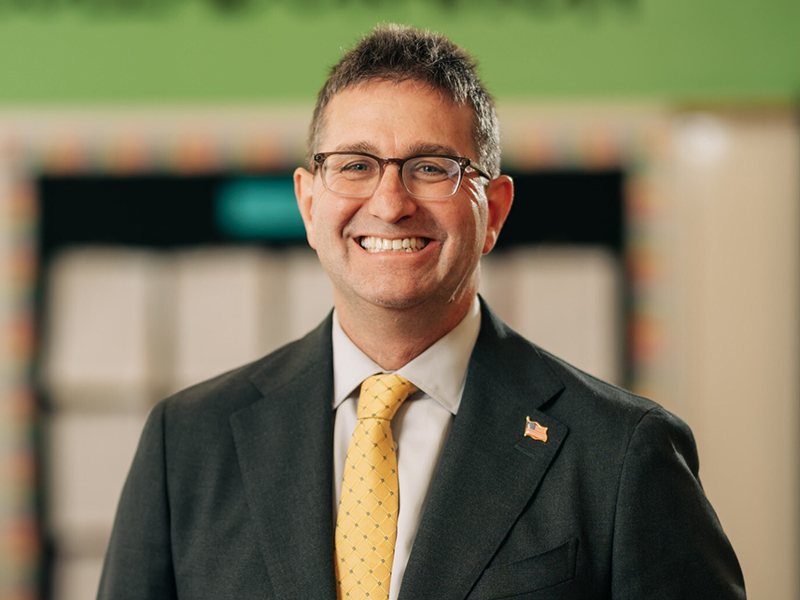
[{"xmin": 307, "ymin": 23, "xmax": 502, "ymax": 179}]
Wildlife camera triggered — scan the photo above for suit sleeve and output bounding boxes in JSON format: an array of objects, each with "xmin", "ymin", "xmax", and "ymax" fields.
[
  {"xmin": 611, "ymin": 407, "xmax": 746, "ymax": 599},
  {"xmin": 97, "ymin": 401, "xmax": 178, "ymax": 600}
]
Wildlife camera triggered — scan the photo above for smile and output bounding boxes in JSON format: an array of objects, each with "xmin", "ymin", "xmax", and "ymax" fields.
[{"xmin": 359, "ymin": 236, "xmax": 429, "ymax": 253}]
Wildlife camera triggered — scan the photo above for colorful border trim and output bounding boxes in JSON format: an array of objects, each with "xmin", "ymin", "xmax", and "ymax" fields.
[{"xmin": 0, "ymin": 105, "xmax": 672, "ymax": 597}]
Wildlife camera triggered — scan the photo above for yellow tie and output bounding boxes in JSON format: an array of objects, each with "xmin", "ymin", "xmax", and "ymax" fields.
[{"xmin": 334, "ymin": 374, "xmax": 418, "ymax": 600}]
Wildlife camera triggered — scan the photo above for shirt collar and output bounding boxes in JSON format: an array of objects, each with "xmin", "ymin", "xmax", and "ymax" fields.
[{"xmin": 331, "ymin": 297, "xmax": 481, "ymax": 415}]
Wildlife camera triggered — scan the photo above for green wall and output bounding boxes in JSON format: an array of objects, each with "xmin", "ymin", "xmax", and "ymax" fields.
[{"xmin": 0, "ymin": 0, "xmax": 796, "ymax": 104}]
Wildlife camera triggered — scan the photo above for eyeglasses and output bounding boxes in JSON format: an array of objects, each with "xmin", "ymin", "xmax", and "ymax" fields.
[{"xmin": 312, "ymin": 151, "xmax": 491, "ymax": 200}]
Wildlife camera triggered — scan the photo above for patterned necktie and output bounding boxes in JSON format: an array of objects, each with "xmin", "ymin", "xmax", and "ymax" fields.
[{"xmin": 334, "ymin": 374, "xmax": 418, "ymax": 600}]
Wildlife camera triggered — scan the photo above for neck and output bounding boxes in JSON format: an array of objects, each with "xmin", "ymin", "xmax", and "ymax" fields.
[{"xmin": 335, "ymin": 292, "xmax": 477, "ymax": 371}]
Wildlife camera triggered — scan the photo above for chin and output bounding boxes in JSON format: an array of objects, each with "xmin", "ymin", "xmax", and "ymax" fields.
[
  {"xmin": 362, "ymin": 286, "xmax": 466, "ymax": 313},
  {"xmin": 364, "ymin": 294, "xmax": 426, "ymax": 310}
]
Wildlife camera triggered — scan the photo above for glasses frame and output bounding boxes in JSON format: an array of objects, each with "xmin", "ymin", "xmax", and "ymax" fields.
[{"xmin": 312, "ymin": 151, "xmax": 492, "ymax": 199}]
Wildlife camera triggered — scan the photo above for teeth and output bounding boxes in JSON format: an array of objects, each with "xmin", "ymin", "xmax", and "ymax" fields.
[{"xmin": 360, "ymin": 236, "xmax": 429, "ymax": 253}]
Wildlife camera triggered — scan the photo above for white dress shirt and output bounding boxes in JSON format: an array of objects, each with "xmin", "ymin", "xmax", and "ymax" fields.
[{"xmin": 332, "ymin": 298, "xmax": 481, "ymax": 600}]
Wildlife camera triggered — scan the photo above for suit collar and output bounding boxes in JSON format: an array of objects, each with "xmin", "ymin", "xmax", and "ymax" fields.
[
  {"xmin": 399, "ymin": 300, "xmax": 568, "ymax": 600},
  {"xmin": 228, "ymin": 302, "xmax": 568, "ymax": 600},
  {"xmin": 246, "ymin": 312, "xmax": 333, "ymax": 398},
  {"xmin": 230, "ymin": 315, "xmax": 338, "ymax": 600}
]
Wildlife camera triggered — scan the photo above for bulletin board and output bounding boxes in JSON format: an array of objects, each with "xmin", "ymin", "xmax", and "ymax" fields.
[{"xmin": 0, "ymin": 103, "xmax": 673, "ymax": 598}]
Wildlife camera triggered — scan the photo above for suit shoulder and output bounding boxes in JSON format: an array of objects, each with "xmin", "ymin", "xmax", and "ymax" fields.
[
  {"xmin": 159, "ymin": 316, "xmax": 332, "ymax": 425},
  {"xmin": 160, "ymin": 358, "xmax": 263, "ymax": 419},
  {"xmin": 531, "ymin": 342, "xmax": 688, "ymax": 438},
  {"xmin": 529, "ymin": 343, "xmax": 698, "ymax": 481},
  {"xmin": 478, "ymin": 303, "xmax": 668, "ymax": 430},
  {"xmin": 540, "ymin": 345, "xmax": 654, "ymax": 405}
]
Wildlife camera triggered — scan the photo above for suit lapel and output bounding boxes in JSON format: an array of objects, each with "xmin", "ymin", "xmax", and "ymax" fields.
[
  {"xmin": 230, "ymin": 318, "xmax": 337, "ymax": 600},
  {"xmin": 399, "ymin": 305, "xmax": 568, "ymax": 600}
]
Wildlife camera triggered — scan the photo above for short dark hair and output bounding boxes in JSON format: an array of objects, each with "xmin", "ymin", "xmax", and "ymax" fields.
[{"xmin": 308, "ymin": 23, "xmax": 501, "ymax": 178}]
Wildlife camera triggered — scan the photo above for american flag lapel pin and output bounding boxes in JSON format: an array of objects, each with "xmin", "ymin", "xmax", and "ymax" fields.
[{"xmin": 524, "ymin": 416, "xmax": 548, "ymax": 443}]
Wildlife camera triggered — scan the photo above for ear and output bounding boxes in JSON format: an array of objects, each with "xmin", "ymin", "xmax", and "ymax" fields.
[
  {"xmin": 294, "ymin": 166, "xmax": 317, "ymax": 249},
  {"xmin": 482, "ymin": 175, "xmax": 514, "ymax": 254}
]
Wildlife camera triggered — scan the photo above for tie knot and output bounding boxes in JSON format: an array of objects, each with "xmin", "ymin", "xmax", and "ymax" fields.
[{"xmin": 358, "ymin": 374, "xmax": 418, "ymax": 421}]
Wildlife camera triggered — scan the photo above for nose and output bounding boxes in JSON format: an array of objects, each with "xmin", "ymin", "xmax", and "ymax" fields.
[{"xmin": 368, "ymin": 165, "xmax": 417, "ymax": 223}]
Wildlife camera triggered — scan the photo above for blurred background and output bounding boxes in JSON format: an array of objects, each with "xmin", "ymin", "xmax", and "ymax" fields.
[{"xmin": 0, "ymin": 1, "xmax": 797, "ymax": 598}]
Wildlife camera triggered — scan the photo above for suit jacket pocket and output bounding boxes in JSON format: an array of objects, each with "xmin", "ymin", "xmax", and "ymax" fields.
[{"xmin": 466, "ymin": 538, "xmax": 578, "ymax": 600}]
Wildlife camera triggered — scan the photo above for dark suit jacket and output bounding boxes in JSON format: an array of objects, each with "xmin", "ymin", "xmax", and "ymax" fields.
[{"xmin": 98, "ymin": 302, "xmax": 745, "ymax": 599}]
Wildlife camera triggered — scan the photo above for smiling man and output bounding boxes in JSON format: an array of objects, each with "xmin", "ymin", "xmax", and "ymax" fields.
[
  {"xmin": 294, "ymin": 77, "xmax": 511, "ymax": 370},
  {"xmin": 98, "ymin": 24, "xmax": 745, "ymax": 600}
]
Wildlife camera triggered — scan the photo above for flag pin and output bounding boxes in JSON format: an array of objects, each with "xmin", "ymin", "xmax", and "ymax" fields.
[{"xmin": 524, "ymin": 417, "xmax": 548, "ymax": 443}]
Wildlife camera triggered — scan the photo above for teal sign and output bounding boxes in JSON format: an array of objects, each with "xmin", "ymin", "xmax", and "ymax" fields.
[{"xmin": 216, "ymin": 176, "xmax": 306, "ymax": 241}]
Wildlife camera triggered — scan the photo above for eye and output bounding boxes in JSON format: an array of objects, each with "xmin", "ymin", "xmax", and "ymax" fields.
[
  {"xmin": 340, "ymin": 160, "xmax": 372, "ymax": 172},
  {"xmin": 418, "ymin": 163, "xmax": 445, "ymax": 175},
  {"xmin": 334, "ymin": 156, "xmax": 378, "ymax": 177},
  {"xmin": 407, "ymin": 157, "xmax": 458, "ymax": 180}
]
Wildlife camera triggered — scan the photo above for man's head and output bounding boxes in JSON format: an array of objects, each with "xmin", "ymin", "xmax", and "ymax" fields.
[
  {"xmin": 295, "ymin": 24, "xmax": 513, "ymax": 334},
  {"xmin": 308, "ymin": 23, "xmax": 501, "ymax": 179}
]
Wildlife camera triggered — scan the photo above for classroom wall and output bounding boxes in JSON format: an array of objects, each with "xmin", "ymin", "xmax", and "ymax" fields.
[{"xmin": 0, "ymin": 2, "xmax": 797, "ymax": 599}]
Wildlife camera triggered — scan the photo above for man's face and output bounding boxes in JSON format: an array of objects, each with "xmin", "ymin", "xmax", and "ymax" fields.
[{"xmin": 295, "ymin": 79, "xmax": 511, "ymax": 319}]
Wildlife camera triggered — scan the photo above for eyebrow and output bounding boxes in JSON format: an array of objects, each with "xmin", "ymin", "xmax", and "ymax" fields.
[
  {"xmin": 331, "ymin": 141, "xmax": 461, "ymax": 158},
  {"xmin": 407, "ymin": 142, "xmax": 460, "ymax": 157},
  {"xmin": 333, "ymin": 141, "xmax": 380, "ymax": 154}
]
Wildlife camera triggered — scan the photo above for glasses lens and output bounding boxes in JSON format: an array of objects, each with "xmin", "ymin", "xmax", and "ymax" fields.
[
  {"xmin": 322, "ymin": 154, "xmax": 380, "ymax": 197},
  {"xmin": 402, "ymin": 156, "xmax": 461, "ymax": 199}
]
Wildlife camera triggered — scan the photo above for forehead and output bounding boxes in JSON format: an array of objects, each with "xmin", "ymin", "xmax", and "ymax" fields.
[{"xmin": 318, "ymin": 79, "xmax": 477, "ymax": 158}]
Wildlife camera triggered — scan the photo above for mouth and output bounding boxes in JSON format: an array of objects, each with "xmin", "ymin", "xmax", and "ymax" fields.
[{"xmin": 359, "ymin": 236, "xmax": 430, "ymax": 253}]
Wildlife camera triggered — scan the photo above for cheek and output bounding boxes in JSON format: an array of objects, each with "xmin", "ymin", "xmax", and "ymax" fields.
[
  {"xmin": 440, "ymin": 204, "xmax": 486, "ymax": 262},
  {"xmin": 464, "ymin": 190, "xmax": 490, "ymax": 247},
  {"xmin": 312, "ymin": 194, "xmax": 361, "ymax": 244},
  {"xmin": 311, "ymin": 189, "xmax": 338, "ymax": 228}
]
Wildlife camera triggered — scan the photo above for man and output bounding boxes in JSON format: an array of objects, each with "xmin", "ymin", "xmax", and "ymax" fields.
[{"xmin": 98, "ymin": 24, "xmax": 745, "ymax": 600}]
